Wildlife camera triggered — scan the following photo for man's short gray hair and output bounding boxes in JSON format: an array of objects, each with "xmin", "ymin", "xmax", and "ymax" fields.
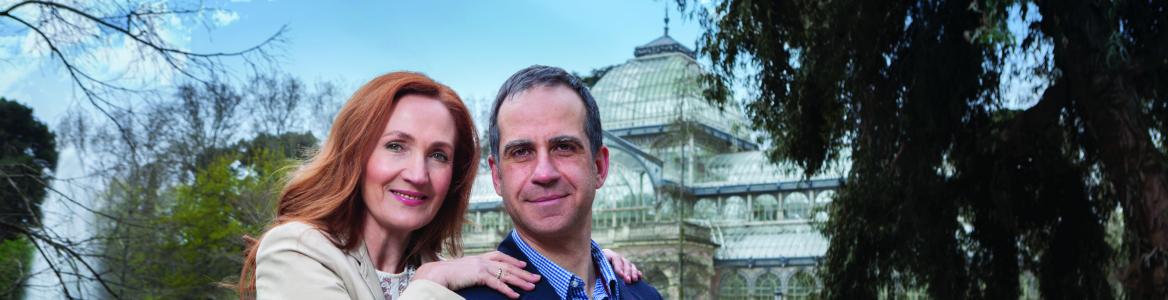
[{"xmin": 488, "ymin": 65, "xmax": 603, "ymax": 160}]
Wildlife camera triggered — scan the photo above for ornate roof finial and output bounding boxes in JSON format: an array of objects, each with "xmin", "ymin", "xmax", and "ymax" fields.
[
  {"xmin": 664, "ymin": 3, "xmax": 670, "ymax": 36},
  {"xmin": 635, "ymin": 2, "xmax": 695, "ymax": 58}
]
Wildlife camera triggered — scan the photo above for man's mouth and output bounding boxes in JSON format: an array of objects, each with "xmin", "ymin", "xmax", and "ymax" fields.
[{"xmin": 528, "ymin": 194, "xmax": 568, "ymax": 203}]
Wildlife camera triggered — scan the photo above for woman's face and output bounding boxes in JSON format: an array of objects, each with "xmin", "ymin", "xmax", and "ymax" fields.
[{"xmin": 362, "ymin": 94, "xmax": 457, "ymax": 233}]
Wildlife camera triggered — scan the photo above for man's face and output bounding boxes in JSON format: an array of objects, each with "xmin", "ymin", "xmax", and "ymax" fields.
[{"xmin": 490, "ymin": 84, "xmax": 609, "ymax": 238}]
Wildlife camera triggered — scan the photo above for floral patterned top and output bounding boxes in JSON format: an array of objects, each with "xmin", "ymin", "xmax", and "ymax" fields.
[{"xmin": 375, "ymin": 265, "xmax": 415, "ymax": 300}]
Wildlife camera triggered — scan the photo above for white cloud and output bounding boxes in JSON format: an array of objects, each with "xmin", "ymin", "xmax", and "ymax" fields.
[
  {"xmin": 212, "ymin": 10, "xmax": 241, "ymax": 27},
  {"xmin": 0, "ymin": 60, "xmax": 38, "ymax": 98},
  {"xmin": 0, "ymin": 1, "xmax": 200, "ymax": 102}
]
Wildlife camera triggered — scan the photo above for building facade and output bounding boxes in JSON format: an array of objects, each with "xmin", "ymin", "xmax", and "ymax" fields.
[{"xmin": 461, "ymin": 33, "xmax": 846, "ymax": 300}]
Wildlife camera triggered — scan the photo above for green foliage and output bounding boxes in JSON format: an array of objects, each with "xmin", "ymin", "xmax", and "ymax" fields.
[
  {"xmin": 162, "ymin": 149, "xmax": 288, "ymax": 296},
  {"xmin": 97, "ymin": 133, "xmax": 310, "ymax": 299},
  {"xmin": 0, "ymin": 98, "xmax": 58, "ymax": 241},
  {"xmin": 0, "ymin": 237, "xmax": 33, "ymax": 300},
  {"xmin": 0, "ymin": 98, "xmax": 56, "ymax": 299},
  {"xmin": 236, "ymin": 131, "xmax": 318, "ymax": 163}
]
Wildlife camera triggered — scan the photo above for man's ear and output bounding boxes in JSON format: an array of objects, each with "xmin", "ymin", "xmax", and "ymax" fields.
[
  {"xmin": 594, "ymin": 145, "xmax": 610, "ymax": 188},
  {"xmin": 489, "ymin": 155, "xmax": 503, "ymax": 196}
]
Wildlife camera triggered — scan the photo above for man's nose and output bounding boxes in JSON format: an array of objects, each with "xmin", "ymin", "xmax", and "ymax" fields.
[{"xmin": 529, "ymin": 152, "xmax": 561, "ymax": 186}]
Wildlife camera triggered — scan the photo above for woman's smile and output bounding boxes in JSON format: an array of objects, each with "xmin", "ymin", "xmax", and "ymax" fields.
[{"xmin": 390, "ymin": 189, "xmax": 429, "ymax": 206}]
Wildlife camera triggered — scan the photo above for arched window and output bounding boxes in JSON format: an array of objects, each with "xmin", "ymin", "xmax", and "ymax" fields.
[
  {"xmin": 752, "ymin": 195, "xmax": 779, "ymax": 221},
  {"xmin": 718, "ymin": 273, "xmax": 748, "ymax": 300},
  {"xmin": 814, "ymin": 190, "xmax": 835, "ymax": 221},
  {"xmin": 786, "ymin": 271, "xmax": 818, "ymax": 300},
  {"xmin": 751, "ymin": 272, "xmax": 780, "ymax": 300},
  {"xmin": 694, "ymin": 199, "xmax": 717, "ymax": 220},
  {"xmin": 784, "ymin": 193, "xmax": 810, "ymax": 220},
  {"xmin": 723, "ymin": 196, "xmax": 747, "ymax": 221},
  {"xmin": 683, "ymin": 270, "xmax": 709, "ymax": 298},
  {"xmin": 814, "ymin": 190, "xmax": 835, "ymax": 205}
]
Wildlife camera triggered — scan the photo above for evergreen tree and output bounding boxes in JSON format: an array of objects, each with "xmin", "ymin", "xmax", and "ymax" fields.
[
  {"xmin": 0, "ymin": 98, "xmax": 58, "ymax": 300},
  {"xmin": 681, "ymin": 0, "xmax": 1167, "ymax": 298}
]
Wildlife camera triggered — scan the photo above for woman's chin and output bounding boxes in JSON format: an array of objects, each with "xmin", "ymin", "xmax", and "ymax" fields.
[{"xmin": 383, "ymin": 215, "xmax": 435, "ymax": 232}]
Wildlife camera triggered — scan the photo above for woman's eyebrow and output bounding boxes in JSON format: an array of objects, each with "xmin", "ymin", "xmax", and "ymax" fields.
[
  {"xmin": 430, "ymin": 140, "xmax": 454, "ymax": 151},
  {"xmin": 382, "ymin": 130, "xmax": 414, "ymax": 140}
]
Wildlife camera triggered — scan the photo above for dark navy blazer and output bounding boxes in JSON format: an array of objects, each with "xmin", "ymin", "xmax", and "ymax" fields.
[{"xmin": 456, "ymin": 234, "xmax": 663, "ymax": 300}]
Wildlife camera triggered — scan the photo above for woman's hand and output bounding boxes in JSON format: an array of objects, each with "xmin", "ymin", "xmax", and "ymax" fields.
[
  {"xmin": 413, "ymin": 251, "xmax": 540, "ymax": 299},
  {"xmin": 603, "ymin": 248, "xmax": 643, "ymax": 283}
]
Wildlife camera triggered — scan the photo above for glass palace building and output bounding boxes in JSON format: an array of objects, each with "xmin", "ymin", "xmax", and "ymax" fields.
[{"xmin": 461, "ymin": 33, "xmax": 847, "ymax": 300}]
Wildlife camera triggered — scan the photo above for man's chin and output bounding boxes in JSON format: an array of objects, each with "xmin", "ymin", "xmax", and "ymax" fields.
[{"xmin": 516, "ymin": 217, "xmax": 578, "ymax": 237}]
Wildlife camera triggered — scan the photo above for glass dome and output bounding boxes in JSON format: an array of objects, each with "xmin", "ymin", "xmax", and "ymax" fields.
[{"xmin": 590, "ymin": 49, "xmax": 752, "ymax": 141}]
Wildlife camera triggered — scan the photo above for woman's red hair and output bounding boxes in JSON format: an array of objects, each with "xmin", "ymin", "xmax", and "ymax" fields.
[{"xmin": 238, "ymin": 72, "xmax": 478, "ymax": 297}]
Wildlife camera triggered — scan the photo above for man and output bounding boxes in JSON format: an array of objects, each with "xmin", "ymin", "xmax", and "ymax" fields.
[{"xmin": 458, "ymin": 66, "xmax": 663, "ymax": 300}]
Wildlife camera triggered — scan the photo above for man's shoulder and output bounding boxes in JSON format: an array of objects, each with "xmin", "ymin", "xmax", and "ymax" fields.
[
  {"xmin": 458, "ymin": 281, "xmax": 664, "ymax": 300},
  {"xmin": 622, "ymin": 280, "xmax": 665, "ymax": 300},
  {"xmin": 457, "ymin": 235, "xmax": 525, "ymax": 299},
  {"xmin": 455, "ymin": 285, "xmax": 512, "ymax": 300}
]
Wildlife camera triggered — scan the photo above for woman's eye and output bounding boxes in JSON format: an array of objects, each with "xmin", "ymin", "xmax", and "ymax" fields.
[
  {"xmin": 429, "ymin": 151, "xmax": 450, "ymax": 163},
  {"xmin": 385, "ymin": 142, "xmax": 404, "ymax": 152}
]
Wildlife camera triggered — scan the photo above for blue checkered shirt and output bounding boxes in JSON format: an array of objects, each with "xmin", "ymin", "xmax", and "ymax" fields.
[{"xmin": 510, "ymin": 230, "xmax": 621, "ymax": 300}]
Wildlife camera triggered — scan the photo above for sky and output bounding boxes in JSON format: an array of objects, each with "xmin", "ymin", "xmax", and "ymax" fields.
[
  {"xmin": 2, "ymin": 2, "xmax": 703, "ymax": 297},
  {"xmin": 3, "ymin": 2, "xmax": 1052, "ymax": 297},
  {"xmin": 2, "ymin": 0, "xmax": 705, "ymax": 127}
]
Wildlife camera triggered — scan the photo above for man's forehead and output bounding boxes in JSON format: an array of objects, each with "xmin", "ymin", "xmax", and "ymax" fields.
[
  {"xmin": 505, "ymin": 82, "xmax": 565, "ymax": 100},
  {"xmin": 497, "ymin": 124, "xmax": 585, "ymax": 143},
  {"xmin": 497, "ymin": 87, "xmax": 586, "ymax": 127}
]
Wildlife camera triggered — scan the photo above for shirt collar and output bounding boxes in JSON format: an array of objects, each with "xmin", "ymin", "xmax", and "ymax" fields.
[{"xmin": 510, "ymin": 230, "xmax": 621, "ymax": 299}]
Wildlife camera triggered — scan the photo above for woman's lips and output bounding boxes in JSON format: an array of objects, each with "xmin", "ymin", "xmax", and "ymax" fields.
[{"xmin": 390, "ymin": 189, "xmax": 428, "ymax": 206}]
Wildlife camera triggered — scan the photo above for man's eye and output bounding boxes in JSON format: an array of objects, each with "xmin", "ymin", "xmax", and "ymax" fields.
[
  {"xmin": 554, "ymin": 143, "xmax": 576, "ymax": 152},
  {"xmin": 429, "ymin": 151, "xmax": 450, "ymax": 163},
  {"xmin": 510, "ymin": 148, "xmax": 532, "ymax": 158}
]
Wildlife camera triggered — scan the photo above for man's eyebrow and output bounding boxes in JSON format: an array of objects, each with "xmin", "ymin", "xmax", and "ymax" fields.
[
  {"xmin": 502, "ymin": 139, "xmax": 534, "ymax": 153},
  {"xmin": 548, "ymin": 136, "xmax": 584, "ymax": 146}
]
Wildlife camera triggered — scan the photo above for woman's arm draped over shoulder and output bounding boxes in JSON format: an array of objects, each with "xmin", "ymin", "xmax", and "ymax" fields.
[{"xmin": 399, "ymin": 279, "xmax": 464, "ymax": 299}]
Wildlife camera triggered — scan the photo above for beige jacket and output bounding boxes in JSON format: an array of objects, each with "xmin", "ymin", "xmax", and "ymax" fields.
[{"xmin": 256, "ymin": 221, "xmax": 462, "ymax": 300}]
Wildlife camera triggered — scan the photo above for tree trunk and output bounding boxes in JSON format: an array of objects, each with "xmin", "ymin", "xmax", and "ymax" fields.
[
  {"xmin": 1076, "ymin": 73, "xmax": 1168, "ymax": 298},
  {"xmin": 1040, "ymin": 0, "xmax": 1168, "ymax": 297}
]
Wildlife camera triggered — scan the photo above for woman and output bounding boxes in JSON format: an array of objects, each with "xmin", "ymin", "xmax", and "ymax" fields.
[{"xmin": 239, "ymin": 72, "xmax": 640, "ymax": 300}]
